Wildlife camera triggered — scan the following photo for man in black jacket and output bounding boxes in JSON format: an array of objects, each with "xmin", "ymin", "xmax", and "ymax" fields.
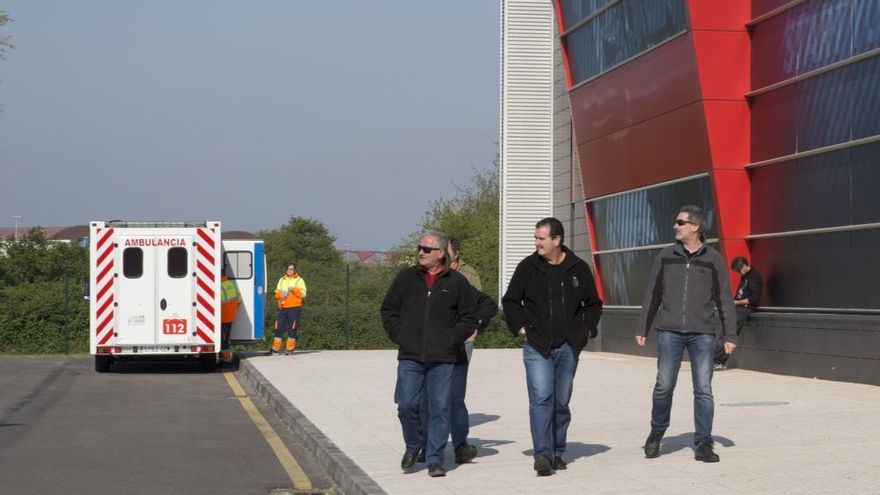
[
  {"xmin": 502, "ymin": 217, "xmax": 602, "ymax": 476},
  {"xmin": 714, "ymin": 256, "xmax": 762, "ymax": 370},
  {"xmin": 635, "ymin": 205, "xmax": 736, "ymax": 463},
  {"xmin": 381, "ymin": 231, "xmax": 479, "ymax": 478}
]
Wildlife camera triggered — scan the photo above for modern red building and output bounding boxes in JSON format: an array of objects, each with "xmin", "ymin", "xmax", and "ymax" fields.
[{"xmin": 552, "ymin": 0, "xmax": 880, "ymax": 384}]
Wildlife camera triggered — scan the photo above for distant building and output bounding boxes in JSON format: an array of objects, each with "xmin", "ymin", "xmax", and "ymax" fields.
[{"xmin": 338, "ymin": 249, "xmax": 390, "ymax": 266}]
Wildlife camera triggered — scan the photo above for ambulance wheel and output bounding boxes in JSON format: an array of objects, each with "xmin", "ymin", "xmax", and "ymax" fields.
[
  {"xmin": 199, "ymin": 353, "xmax": 217, "ymax": 372},
  {"xmin": 95, "ymin": 355, "xmax": 112, "ymax": 373}
]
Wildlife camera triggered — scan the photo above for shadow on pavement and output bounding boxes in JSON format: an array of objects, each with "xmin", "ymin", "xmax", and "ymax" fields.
[
  {"xmin": 657, "ymin": 432, "xmax": 735, "ymax": 455},
  {"xmin": 522, "ymin": 442, "xmax": 612, "ymax": 461},
  {"xmin": 469, "ymin": 413, "xmax": 500, "ymax": 428}
]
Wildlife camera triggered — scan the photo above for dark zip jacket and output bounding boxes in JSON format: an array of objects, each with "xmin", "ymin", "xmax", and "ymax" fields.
[
  {"xmin": 636, "ymin": 242, "xmax": 737, "ymax": 342},
  {"xmin": 381, "ymin": 265, "xmax": 479, "ymax": 363},
  {"xmin": 501, "ymin": 247, "xmax": 603, "ymax": 358}
]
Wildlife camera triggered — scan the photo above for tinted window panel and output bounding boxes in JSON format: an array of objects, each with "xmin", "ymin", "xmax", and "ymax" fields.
[
  {"xmin": 167, "ymin": 247, "xmax": 188, "ymax": 278},
  {"xmin": 751, "ymin": 60, "xmax": 879, "ymax": 162},
  {"xmin": 796, "ymin": 66, "xmax": 851, "ymax": 151},
  {"xmin": 751, "ymin": 10, "xmax": 798, "ymax": 91},
  {"xmin": 851, "ymin": 55, "xmax": 880, "ymax": 140},
  {"xmin": 853, "ymin": 0, "xmax": 880, "ymax": 53},
  {"xmin": 123, "ymin": 248, "xmax": 143, "ymax": 279},
  {"xmin": 850, "ymin": 141, "xmax": 880, "ymax": 224},
  {"xmin": 750, "ymin": 229, "xmax": 880, "ymax": 309},
  {"xmin": 750, "ymin": 84, "xmax": 797, "ymax": 162},
  {"xmin": 591, "ymin": 177, "xmax": 716, "ymax": 251},
  {"xmin": 560, "ymin": 0, "xmax": 615, "ymax": 28},
  {"xmin": 750, "ymin": 141, "xmax": 880, "ymax": 234},
  {"xmin": 564, "ymin": 0, "xmax": 686, "ymax": 85},
  {"xmin": 596, "ymin": 248, "xmax": 659, "ymax": 306}
]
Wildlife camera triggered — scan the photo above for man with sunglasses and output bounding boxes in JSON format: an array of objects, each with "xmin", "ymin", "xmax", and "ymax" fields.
[
  {"xmin": 381, "ymin": 231, "xmax": 480, "ymax": 478},
  {"xmin": 635, "ymin": 205, "xmax": 737, "ymax": 463},
  {"xmin": 502, "ymin": 217, "xmax": 602, "ymax": 476}
]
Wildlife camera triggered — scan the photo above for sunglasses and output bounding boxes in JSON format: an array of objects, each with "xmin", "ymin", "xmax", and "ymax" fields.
[
  {"xmin": 417, "ymin": 245, "xmax": 442, "ymax": 254},
  {"xmin": 674, "ymin": 220, "xmax": 695, "ymax": 226}
]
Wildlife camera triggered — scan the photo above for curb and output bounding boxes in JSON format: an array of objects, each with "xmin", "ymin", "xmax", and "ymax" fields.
[{"xmin": 237, "ymin": 357, "xmax": 387, "ymax": 495}]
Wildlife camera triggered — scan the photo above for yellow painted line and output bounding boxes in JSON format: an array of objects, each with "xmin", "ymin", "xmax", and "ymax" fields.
[{"xmin": 223, "ymin": 371, "xmax": 313, "ymax": 491}]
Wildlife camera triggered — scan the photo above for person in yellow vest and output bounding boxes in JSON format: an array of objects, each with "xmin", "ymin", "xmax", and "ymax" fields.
[
  {"xmin": 220, "ymin": 273, "xmax": 242, "ymax": 364},
  {"xmin": 273, "ymin": 262, "xmax": 307, "ymax": 355}
]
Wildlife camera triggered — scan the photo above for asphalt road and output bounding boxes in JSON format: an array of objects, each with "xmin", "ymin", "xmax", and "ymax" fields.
[{"xmin": 0, "ymin": 356, "xmax": 335, "ymax": 495}]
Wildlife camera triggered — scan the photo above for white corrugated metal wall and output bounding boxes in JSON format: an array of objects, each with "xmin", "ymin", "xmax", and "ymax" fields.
[{"xmin": 499, "ymin": 0, "xmax": 555, "ymax": 298}]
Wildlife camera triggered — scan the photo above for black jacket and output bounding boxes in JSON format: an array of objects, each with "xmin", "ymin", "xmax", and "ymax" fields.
[
  {"xmin": 381, "ymin": 266, "xmax": 479, "ymax": 364},
  {"xmin": 501, "ymin": 247, "xmax": 603, "ymax": 358},
  {"xmin": 455, "ymin": 288, "xmax": 497, "ymax": 365},
  {"xmin": 735, "ymin": 268, "xmax": 763, "ymax": 307},
  {"xmin": 635, "ymin": 242, "xmax": 737, "ymax": 342}
]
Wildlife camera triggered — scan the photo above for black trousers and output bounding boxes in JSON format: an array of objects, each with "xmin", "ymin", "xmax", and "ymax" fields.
[{"xmin": 714, "ymin": 307, "xmax": 752, "ymax": 365}]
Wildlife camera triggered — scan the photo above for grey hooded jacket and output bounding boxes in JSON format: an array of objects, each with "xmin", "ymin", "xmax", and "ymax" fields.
[{"xmin": 635, "ymin": 242, "xmax": 737, "ymax": 343}]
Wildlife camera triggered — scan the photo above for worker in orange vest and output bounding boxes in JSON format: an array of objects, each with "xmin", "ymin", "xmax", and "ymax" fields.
[
  {"xmin": 273, "ymin": 262, "xmax": 307, "ymax": 355},
  {"xmin": 220, "ymin": 272, "xmax": 242, "ymax": 364}
]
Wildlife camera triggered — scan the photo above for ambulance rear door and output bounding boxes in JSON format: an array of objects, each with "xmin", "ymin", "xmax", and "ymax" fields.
[
  {"xmin": 115, "ymin": 231, "xmax": 194, "ymax": 347},
  {"xmin": 222, "ymin": 239, "xmax": 267, "ymax": 343}
]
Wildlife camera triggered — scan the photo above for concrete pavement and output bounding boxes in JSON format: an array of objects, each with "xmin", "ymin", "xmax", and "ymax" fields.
[{"xmin": 240, "ymin": 349, "xmax": 880, "ymax": 495}]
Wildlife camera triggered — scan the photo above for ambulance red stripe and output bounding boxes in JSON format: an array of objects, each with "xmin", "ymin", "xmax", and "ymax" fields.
[
  {"xmin": 197, "ymin": 260, "xmax": 214, "ymax": 281},
  {"xmin": 196, "ymin": 294, "xmax": 215, "ymax": 314},
  {"xmin": 197, "ymin": 309, "xmax": 215, "ymax": 331},
  {"xmin": 196, "ymin": 328, "xmax": 214, "ymax": 344},
  {"xmin": 196, "ymin": 243, "xmax": 215, "ymax": 266},
  {"xmin": 97, "ymin": 294, "xmax": 114, "ymax": 318},
  {"xmin": 96, "ymin": 278, "xmax": 114, "ymax": 302},
  {"xmin": 97, "ymin": 228, "xmax": 114, "ymax": 250},
  {"xmin": 197, "ymin": 277, "xmax": 215, "ymax": 299},
  {"xmin": 97, "ymin": 261, "xmax": 114, "ymax": 284},
  {"xmin": 96, "ymin": 244, "xmax": 114, "ymax": 267},
  {"xmin": 96, "ymin": 311, "xmax": 113, "ymax": 334},
  {"xmin": 197, "ymin": 228, "xmax": 215, "ymax": 249}
]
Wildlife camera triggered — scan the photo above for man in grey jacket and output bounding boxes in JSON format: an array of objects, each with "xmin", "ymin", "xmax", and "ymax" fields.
[{"xmin": 635, "ymin": 205, "xmax": 736, "ymax": 463}]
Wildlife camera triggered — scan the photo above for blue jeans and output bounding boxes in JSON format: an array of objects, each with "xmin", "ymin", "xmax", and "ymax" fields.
[
  {"xmin": 651, "ymin": 330, "xmax": 715, "ymax": 445},
  {"xmin": 420, "ymin": 341, "xmax": 473, "ymax": 452},
  {"xmin": 450, "ymin": 340, "xmax": 474, "ymax": 449},
  {"xmin": 523, "ymin": 342, "xmax": 578, "ymax": 459},
  {"xmin": 395, "ymin": 360, "xmax": 454, "ymax": 464}
]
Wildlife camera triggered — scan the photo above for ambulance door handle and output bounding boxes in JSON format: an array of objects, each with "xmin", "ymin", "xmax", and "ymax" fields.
[{"xmin": 160, "ymin": 299, "xmax": 167, "ymax": 311}]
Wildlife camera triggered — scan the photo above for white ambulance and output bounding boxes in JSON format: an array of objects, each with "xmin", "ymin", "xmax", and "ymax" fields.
[{"xmin": 89, "ymin": 221, "xmax": 267, "ymax": 372}]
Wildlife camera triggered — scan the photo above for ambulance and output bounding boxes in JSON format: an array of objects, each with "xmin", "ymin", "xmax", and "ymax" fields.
[{"xmin": 88, "ymin": 221, "xmax": 267, "ymax": 372}]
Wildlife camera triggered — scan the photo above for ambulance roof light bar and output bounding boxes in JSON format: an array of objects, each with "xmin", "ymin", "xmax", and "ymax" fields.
[{"xmin": 105, "ymin": 221, "xmax": 210, "ymax": 228}]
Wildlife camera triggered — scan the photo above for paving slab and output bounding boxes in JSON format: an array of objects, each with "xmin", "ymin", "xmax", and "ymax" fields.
[{"xmin": 243, "ymin": 349, "xmax": 880, "ymax": 495}]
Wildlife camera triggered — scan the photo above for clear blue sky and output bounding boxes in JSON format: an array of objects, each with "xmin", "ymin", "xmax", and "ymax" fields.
[{"xmin": 0, "ymin": 1, "xmax": 499, "ymax": 250}]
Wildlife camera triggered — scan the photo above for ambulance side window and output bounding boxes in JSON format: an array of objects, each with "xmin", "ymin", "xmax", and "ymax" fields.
[
  {"xmin": 123, "ymin": 248, "xmax": 143, "ymax": 278},
  {"xmin": 167, "ymin": 247, "xmax": 188, "ymax": 278},
  {"xmin": 223, "ymin": 251, "xmax": 252, "ymax": 280}
]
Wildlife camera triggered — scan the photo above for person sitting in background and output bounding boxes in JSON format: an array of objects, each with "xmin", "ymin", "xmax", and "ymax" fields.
[{"xmin": 714, "ymin": 256, "xmax": 762, "ymax": 371}]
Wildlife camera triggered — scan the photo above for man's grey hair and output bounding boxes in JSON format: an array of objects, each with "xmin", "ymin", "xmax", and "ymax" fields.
[
  {"xmin": 423, "ymin": 230, "xmax": 450, "ymax": 261},
  {"xmin": 680, "ymin": 205, "xmax": 707, "ymax": 237}
]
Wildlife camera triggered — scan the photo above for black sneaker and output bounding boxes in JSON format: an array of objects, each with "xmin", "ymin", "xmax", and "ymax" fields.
[
  {"xmin": 694, "ymin": 442, "xmax": 720, "ymax": 462},
  {"xmin": 401, "ymin": 451, "xmax": 419, "ymax": 472},
  {"xmin": 417, "ymin": 449, "xmax": 426, "ymax": 463},
  {"xmin": 454, "ymin": 443, "xmax": 477, "ymax": 464},
  {"xmin": 552, "ymin": 456, "xmax": 567, "ymax": 470},
  {"xmin": 534, "ymin": 456, "xmax": 554, "ymax": 476},
  {"xmin": 643, "ymin": 429, "xmax": 664, "ymax": 459},
  {"xmin": 427, "ymin": 463, "xmax": 446, "ymax": 477}
]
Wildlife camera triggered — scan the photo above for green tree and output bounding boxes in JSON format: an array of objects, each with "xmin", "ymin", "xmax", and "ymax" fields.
[
  {"xmin": 0, "ymin": 228, "xmax": 90, "ymax": 354},
  {"xmin": 0, "ymin": 11, "xmax": 13, "ymax": 61}
]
